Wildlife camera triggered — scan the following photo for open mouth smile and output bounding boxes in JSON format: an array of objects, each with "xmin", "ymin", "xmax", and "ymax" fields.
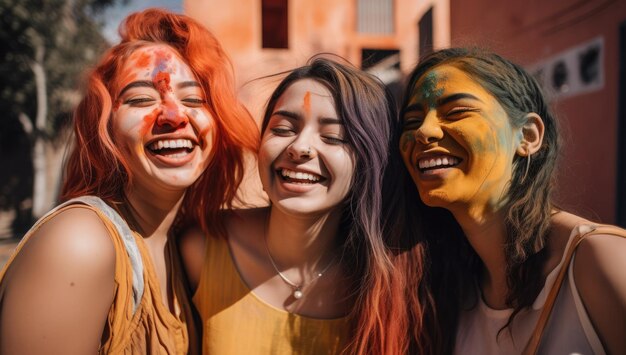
[
  {"xmin": 146, "ymin": 138, "xmax": 196, "ymax": 159},
  {"xmin": 418, "ymin": 154, "xmax": 462, "ymax": 173},
  {"xmin": 278, "ymin": 168, "xmax": 325, "ymax": 184}
]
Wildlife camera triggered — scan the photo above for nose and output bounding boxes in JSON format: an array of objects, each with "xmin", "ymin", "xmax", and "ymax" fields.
[
  {"xmin": 156, "ymin": 97, "xmax": 189, "ymax": 128},
  {"xmin": 286, "ymin": 136, "xmax": 316, "ymax": 161},
  {"xmin": 414, "ymin": 110, "xmax": 443, "ymax": 145}
]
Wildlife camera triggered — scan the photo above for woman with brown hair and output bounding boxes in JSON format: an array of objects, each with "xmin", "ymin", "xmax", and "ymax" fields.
[
  {"xmin": 395, "ymin": 47, "xmax": 626, "ymax": 354},
  {"xmin": 179, "ymin": 56, "xmax": 412, "ymax": 354}
]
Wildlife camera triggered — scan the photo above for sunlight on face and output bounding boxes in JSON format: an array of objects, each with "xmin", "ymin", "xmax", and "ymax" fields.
[
  {"xmin": 400, "ymin": 65, "xmax": 522, "ymax": 220},
  {"xmin": 259, "ymin": 79, "xmax": 355, "ymax": 217},
  {"xmin": 111, "ymin": 44, "xmax": 215, "ymax": 195}
]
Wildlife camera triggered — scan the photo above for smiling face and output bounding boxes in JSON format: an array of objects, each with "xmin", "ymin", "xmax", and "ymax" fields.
[
  {"xmin": 259, "ymin": 78, "xmax": 355, "ymax": 216},
  {"xmin": 111, "ymin": 44, "xmax": 214, "ymax": 194},
  {"xmin": 400, "ymin": 64, "xmax": 522, "ymax": 220}
]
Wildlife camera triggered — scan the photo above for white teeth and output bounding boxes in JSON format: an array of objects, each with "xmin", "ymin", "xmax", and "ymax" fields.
[
  {"xmin": 418, "ymin": 156, "xmax": 459, "ymax": 169},
  {"xmin": 149, "ymin": 139, "xmax": 194, "ymax": 151},
  {"xmin": 280, "ymin": 168, "xmax": 321, "ymax": 182}
]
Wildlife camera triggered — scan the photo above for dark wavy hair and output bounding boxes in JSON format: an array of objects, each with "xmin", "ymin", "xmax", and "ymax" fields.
[
  {"xmin": 260, "ymin": 56, "xmax": 412, "ymax": 354},
  {"xmin": 61, "ymin": 8, "xmax": 259, "ymax": 237},
  {"xmin": 394, "ymin": 47, "xmax": 561, "ymax": 352}
]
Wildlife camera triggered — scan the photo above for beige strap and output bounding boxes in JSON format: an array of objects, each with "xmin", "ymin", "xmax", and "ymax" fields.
[{"xmin": 523, "ymin": 225, "xmax": 626, "ymax": 355}]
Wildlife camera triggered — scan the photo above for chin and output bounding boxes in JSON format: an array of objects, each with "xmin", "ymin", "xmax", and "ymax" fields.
[
  {"xmin": 273, "ymin": 198, "xmax": 335, "ymax": 218},
  {"xmin": 418, "ymin": 189, "xmax": 452, "ymax": 208}
]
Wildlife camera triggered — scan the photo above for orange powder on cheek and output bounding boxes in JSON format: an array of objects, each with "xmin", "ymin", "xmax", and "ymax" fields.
[
  {"xmin": 302, "ymin": 91, "xmax": 311, "ymax": 115},
  {"xmin": 140, "ymin": 107, "xmax": 161, "ymax": 136}
]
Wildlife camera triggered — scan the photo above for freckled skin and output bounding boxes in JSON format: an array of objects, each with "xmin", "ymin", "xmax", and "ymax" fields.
[{"xmin": 400, "ymin": 65, "xmax": 521, "ymax": 221}]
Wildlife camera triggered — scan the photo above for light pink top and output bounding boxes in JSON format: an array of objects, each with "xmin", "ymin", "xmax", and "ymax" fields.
[{"xmin": 455, "ymin": 225, "xmax": 605, "ymax": 355}]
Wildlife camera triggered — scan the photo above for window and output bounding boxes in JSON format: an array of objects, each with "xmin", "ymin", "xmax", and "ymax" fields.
[
  {"xmin": 357, "ymin": 0, "xmax": 394, "ymax": 34},
  {"xmin": 262, "ymin": 0, "xmax": 288, "ymax": 49},
  {"xmin": 419, "ymin": 7, "xmax": 433, "ymax": 57}
]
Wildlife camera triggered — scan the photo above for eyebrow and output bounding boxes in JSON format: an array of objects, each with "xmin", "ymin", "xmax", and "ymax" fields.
[
  {"xmin": 178, "ymin": 81, "xmax": 201, "ymax": 89},
  {"xmin": 437, "ymin": 93, "xmax": 482, "ymax": 106},
  {"xmin": 119, "ymin": 80, "xmax": 154, "ymax": 97},
  {"xmin": 118, "ymin": 80, "xmax": 201, "ymax": 97},
  {"xmin": 404, "ymin": 93, "xmax": 483, "ymax": 112},
  {"xmin": 272, "ymin": 110, "xmax": 343, "ymax": 125}
]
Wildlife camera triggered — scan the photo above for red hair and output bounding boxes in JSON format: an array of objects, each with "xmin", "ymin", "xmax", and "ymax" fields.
[{"xmin": 61, "ymin": 8, "xmax": 259, "ymax": 236}]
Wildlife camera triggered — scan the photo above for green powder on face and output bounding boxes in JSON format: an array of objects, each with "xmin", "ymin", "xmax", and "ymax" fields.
[
  {"xmin": 421, "ymin": 71, "xmax": 445, "ymax": 108},
  {"xmin": 401, "ymin": 131, "xmax": 415, "ymax": 151}
]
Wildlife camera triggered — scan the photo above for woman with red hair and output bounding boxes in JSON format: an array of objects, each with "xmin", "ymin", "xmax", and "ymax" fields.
[{"xmin": 0, "ymin": 8, "xmax": 257, "ymax": 354}]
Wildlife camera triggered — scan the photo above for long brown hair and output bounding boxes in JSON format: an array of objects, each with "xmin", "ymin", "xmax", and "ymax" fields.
[
  {"xmin": 260, "ymin": 57, "xmax": 419, "ymax": 354},
  {"xmin": 61, "ymin": 8, "xmax": 259, "ymax": 237},
  {"xmin": 396, "ymin": 47, "xmax": 561, "ymax": 352}
]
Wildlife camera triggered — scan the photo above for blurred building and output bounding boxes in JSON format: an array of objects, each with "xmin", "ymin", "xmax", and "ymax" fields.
[
  {"xmin": 185, "ymin": 0, "xmax": 450, "ymax": 118},
  {"xmin": 185, "ymin": 0, "xmax": 450, "ymax": 205},
  {"xmin": 449, "ymin": 0, "xmax": 626, "ymax": 226},
  {"xmin": 184, "ymin": 0, "xmax": 625, "ymax": 225}
]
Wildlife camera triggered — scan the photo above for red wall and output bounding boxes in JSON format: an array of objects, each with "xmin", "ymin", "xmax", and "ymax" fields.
[{"xmin": 450, "ymin": 0, "xmax": 626, "ymax": 223}]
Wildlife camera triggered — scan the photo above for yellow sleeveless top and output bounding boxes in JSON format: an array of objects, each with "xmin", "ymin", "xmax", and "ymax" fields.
[
  {"xmin": 193, "ymin": 235, "xmax": 351, "ymax": 354},
  {"xmin": 0, "ymin": 198, "xmax": 198, "ymax": 354}
]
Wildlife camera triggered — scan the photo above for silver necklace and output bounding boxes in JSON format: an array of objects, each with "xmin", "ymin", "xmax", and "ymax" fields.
[{"xmin": 263, "ymin": 232, "xmax": 335, "ymax": 300}]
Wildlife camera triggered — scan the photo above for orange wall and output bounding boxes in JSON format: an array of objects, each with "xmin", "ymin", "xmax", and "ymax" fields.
[
  {"xmin": 184, "ymin": 0, "xmax": 451, "ymax": 205},
  {"xmin": 184, "ymin": 0, "xmax": 450, "ymax": 119},
  {"xmin": 450, "ymin": 0, "xmax": 626, "ymax": 223}
]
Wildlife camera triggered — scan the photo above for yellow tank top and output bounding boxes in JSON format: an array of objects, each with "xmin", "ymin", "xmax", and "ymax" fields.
[
  {"xmin": 0, "ymin": 197, "xmax": 198, "ymax": 354},
  {"xmin": 193, "ymin": 235, "xmax": 351, "ymax": 354}
]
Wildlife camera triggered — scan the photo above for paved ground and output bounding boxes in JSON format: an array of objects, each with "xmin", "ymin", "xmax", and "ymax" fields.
[{"xmin": 0, "ymin": 239, "xmax": 19, "ymax": 269}]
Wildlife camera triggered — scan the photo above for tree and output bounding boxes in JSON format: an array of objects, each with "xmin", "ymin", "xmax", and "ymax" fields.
[{"xmin": 0, "ymin": 0, "xmax": 121, "ymax": 236}]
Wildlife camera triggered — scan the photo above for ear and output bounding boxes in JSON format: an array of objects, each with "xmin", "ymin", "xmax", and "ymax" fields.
[{"xmin": 516, "ymin": 113, "xmax": 545, "ymax": 156}]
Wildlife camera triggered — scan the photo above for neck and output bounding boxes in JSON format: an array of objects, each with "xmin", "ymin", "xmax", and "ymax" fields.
[
  {"xmin": 266, "ymin": 207, "xmax": 341, "ymax": 268},
  {"xmin": 452, "ymin": 206, "xmax": 509, "ymax": 308},
  {"xmin": 123, "ymin": 186, "xmax": 185, "ymax": 240}
]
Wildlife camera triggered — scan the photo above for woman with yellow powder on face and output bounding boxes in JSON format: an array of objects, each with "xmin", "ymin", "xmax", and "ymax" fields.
[
  {"xmin": 0, "ymin": 9, "xmax": 257, "ymax": 354},
  {"xmin": 392, "ymin": 48, "xmax": 626, "ymax": 354}
]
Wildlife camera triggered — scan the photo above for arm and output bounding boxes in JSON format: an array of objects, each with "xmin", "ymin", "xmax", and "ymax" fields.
[
  {"xmin": 178, "ymin": 227, "xmax": 207, "ymax": 293},
  {"xmin": 574, "ymin": 233, "xmax": 626, "ymax": 355},
  {"xmin": 0, "ymin": 207, "xmax": 116, "ymax": 355}
]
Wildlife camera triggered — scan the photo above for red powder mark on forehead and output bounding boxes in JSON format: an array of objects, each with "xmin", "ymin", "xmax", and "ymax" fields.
[
  {"xmin": 140, "ymin": 108, "xmax": 161, "ymax": 136},
  {"xmin": 154, "ymin": 71, "xmax": 171, "ymax": 95},
  {"xmin": 302, "ymin": 91, "xmax": 311, "ymax": 115},
  {"xmin": 132, "ymin": 50, "xmax": 152, "ymax": 68}
]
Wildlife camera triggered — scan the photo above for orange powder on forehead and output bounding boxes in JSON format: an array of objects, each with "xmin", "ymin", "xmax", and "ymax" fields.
[
  {"xmin": 133, "ymin": 50, "xmax": 152, "ymax": 68},
  {"xmin": 154, "ymin": 71, "xmax": 171, "ymax": 94},
  {"xmin": 302, "ymin": 91, "xmax": 311, "ymax": 115}
]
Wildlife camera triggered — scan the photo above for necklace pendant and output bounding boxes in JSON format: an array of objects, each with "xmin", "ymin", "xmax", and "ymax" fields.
[{"xmin": 293, "ymin": 288, "xmax": 303, "ymax": 299}]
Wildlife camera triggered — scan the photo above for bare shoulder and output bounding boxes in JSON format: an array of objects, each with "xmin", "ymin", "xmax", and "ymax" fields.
[
  {"xmin": 572, "ymin": 222, "xmax": 626, "ymax": 354},
  {"xmin": 7, "ymin": 206, "xmax": 116, "ymax": 281},
  {"xmin": 178, "ymin": 207, "xmax": 268, "ymax": 290},
  {"xmin": 0, "ymin": 205, "xmax": 116, "ymax": 353},
  {"xmin": 574, "ymin": 223, "xmax": 626, "ymax": 287}
]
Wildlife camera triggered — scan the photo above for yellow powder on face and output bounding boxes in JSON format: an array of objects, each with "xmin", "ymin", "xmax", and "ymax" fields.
[{"xmin": 400, "ymin": 65, "xmax": 519, "ymax": 222}]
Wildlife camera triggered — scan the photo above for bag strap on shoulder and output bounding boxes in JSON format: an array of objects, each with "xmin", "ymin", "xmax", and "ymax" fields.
[{"xmin": 523, "ymin": 224, "xmax": 626, "ymax": 354}]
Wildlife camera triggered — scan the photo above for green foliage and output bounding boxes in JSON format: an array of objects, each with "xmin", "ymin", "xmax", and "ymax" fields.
[{"xmin": 0, "ymin": 0, "xmax": 120, "ymax": 227}]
